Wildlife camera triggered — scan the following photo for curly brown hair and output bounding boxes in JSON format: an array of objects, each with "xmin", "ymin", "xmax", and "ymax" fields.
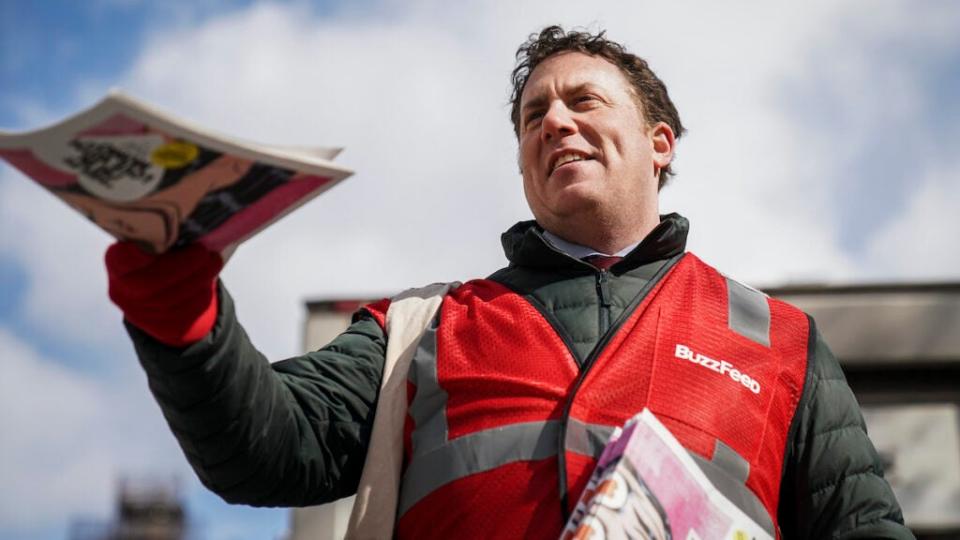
[{"xmin": 510, "ymin": 25, "xmax": 686, "ymax": 189}]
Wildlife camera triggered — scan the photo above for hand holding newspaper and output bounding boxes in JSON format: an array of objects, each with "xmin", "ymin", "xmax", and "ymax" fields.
[
  {"xmin": 0, "ymin": 90, "xmax": 352, "ymax": 258},
  {"xmin": 561, "ymin": 409, "xmax": 773, "ymax": 540}
]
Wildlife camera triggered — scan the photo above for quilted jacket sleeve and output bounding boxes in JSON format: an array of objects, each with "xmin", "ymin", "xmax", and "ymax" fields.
[
  {"xmin": 778, "ymin": 320, "xmax": 914, "ymax": 539},
  {"xmin": 127, "ymin": 282, "xmax": 387, "ymax": 506}
]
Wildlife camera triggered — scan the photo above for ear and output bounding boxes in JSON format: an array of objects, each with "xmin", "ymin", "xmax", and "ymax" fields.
[{"xmin": 648, "ymin": 121, "xmax": 676, "ymax": 175}]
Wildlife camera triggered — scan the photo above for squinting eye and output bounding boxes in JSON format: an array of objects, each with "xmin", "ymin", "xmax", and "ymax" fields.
[{"xmin": 524, "ymin": 112, "xmax": 544, "ymax": 128}]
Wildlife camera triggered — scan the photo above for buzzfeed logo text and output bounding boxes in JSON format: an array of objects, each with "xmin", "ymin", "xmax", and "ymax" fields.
[{"xmin": 674, "ymin": 344, "xmax": 761, "ymax": 394}]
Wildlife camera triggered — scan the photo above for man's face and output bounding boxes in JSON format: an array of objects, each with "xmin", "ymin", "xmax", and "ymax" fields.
[{"xmin": 518, "ymin": 52, "xmax": 667, "ymax": 236}]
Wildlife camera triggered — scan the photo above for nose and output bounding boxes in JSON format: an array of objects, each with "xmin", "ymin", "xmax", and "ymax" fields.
[{"xmin": 541, "ymin": 101, "xmax": 577, "ymax": 143}]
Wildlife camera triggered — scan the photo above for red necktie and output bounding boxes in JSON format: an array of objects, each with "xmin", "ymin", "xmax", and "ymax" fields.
[{"xmin": 583, "ymin": 254, "xmax": 623, "ymax": 270}]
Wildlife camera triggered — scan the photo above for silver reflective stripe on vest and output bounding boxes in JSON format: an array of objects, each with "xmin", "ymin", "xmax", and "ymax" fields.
[
  {"xmin": 401, "ymin": 312, "xmax": 560, "ymax": 516},
  {"xmin": 398, "ymin": 420, "xmax": 560, "ymax": 515},
  {"xmin": 407, "ymin": 313, "xmax": 448, "ymax": 455},
  {"xmin": 689, "ymin": 440, "xmax": 775, "ymax": 537},
  {"xmin": 564, "ymin": 418, "xmax": 616, "ymax": 457},
  {"xmin": 726, "ymin": 277, "xmax": 771, "ymax": 347},
  {"xmin": 711, "ymin": 438, "xmax": 750, "ymax": 483}
]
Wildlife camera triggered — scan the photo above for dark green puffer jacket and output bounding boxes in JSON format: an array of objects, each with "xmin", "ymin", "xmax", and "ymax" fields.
[{"xmin": 129, "ymin": 214, "xmax": 913, "ymax": 539}]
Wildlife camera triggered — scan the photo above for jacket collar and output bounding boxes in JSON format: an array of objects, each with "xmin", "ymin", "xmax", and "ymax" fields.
[{"xmin": 500, "ymin": 213, "xmax": 689, "ymax": 273}]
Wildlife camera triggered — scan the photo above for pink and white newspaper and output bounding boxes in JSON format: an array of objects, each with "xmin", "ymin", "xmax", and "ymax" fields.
[
  {"xmin": 0, "ymin": 90, "xmax": 352, "ymax": 256},
  {"xmin": 561, "ymin": 409, "xmax": 772, "ymax": 540}
]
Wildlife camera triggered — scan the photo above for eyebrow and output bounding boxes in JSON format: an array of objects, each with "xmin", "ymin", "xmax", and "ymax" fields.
[
  {"xmin": 521, "ymin": 82, "xmax": 596, "ymax": 116},
  {"xmin": 520, "ymin": 95, "xmax": 548, "ymax": 116}
]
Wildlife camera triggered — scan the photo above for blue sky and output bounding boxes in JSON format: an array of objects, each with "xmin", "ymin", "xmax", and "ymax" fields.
[
  {"xmin": 1, "ymin": 1, "xmax": 959, "ymax": 539},
  {"xmin": 1, "ymin": 1, "xmax": 245, "ymax": 124}
]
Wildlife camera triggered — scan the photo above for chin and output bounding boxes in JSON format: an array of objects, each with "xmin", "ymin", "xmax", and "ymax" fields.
[
  {"xmin": 542, "ymin": 198, "xmax": 603, "ymax": 223},
  {"xmin": 553, "ymin": 183, "xmax": 605, "ymax": 210}
]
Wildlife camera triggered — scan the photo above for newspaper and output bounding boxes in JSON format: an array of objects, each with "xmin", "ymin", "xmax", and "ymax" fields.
[
  {"xmin": 561, "ymin": 409, "xmax": 772, "ymax": 540},
  {"xmin": 0, "ymin": 90, "xmax": 353, "ymax": 256}
]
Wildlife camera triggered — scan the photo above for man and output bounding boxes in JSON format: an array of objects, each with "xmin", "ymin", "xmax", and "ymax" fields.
[{"xmin": 107, "ymin": 26, "xmax": 913, "ymax": 539}]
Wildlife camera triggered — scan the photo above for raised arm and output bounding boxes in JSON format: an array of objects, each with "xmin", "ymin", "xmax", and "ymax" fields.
[{"xmin": 107, "ymin": 242, "xmax": 387, "ymax": 506}]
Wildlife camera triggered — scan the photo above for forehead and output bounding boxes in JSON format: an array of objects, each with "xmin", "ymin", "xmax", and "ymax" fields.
[{"xmin": 520, "ymin": 51, "xmax": 634, "ymax": 107}]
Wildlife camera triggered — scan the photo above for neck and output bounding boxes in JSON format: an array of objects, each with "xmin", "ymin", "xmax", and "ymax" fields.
[{"xmin": 542, "ymin": 212, "xmax": 660, "ymax": 255}]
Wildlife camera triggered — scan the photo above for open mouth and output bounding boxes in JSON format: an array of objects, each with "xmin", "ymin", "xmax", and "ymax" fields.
[{"xmin": 549, "ymin": 151, "xmax": 593, "ymax": 175}]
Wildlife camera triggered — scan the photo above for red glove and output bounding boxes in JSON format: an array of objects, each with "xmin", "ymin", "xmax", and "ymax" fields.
[{"xmin": 106, "ymin": 241, "xmax": 224, "ymax": 347}]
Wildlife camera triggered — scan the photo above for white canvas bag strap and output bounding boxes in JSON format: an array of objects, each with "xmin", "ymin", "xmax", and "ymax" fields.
[{"xmin": 345, "ymin": 281, "xmax": 460, "ymax": 539}]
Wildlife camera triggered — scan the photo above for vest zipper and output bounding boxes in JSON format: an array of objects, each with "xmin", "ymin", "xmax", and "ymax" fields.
[
  {"xmin": 555, "ymin": 253, "xmax": 684, "ymax": 520},
  {"xmin": 596, "ymin": 269, "xmax": 611, "ymax": 336}
]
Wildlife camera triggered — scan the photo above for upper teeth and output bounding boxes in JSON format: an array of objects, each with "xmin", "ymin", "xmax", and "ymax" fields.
[{"xmin": 554, "ymin": 153, "xmax": 584, "ymax": 170}]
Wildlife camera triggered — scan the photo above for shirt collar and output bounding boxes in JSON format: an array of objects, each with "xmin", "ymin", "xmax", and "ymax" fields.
[
  {"xmin": 541, "ymin": 230, "xmax": 641, "ymax": 259},
  {"xmin": 499, "ymin": 213, "xmax": 688, "ymax": 272}
]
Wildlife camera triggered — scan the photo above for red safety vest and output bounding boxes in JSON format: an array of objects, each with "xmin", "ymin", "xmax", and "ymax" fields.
[{"xmin": 392, "ymin": 254, "xmax": 810, "ymax": 539}]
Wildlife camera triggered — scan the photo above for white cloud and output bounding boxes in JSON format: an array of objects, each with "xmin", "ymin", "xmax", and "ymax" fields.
[
  {"xmin": 775, "ymin": 5, "xmax": 954, "ymax": 231},
  {"xmin": 0, "ymin": 326, "xmax": 186, "ymax": 530},
  {"xmin": 862, "ymin": 160, "xmax": 960, "ymax": 280},
  {"xmin": 0, "ymin": 168, "xmax": 123, "ymax": 348}
]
